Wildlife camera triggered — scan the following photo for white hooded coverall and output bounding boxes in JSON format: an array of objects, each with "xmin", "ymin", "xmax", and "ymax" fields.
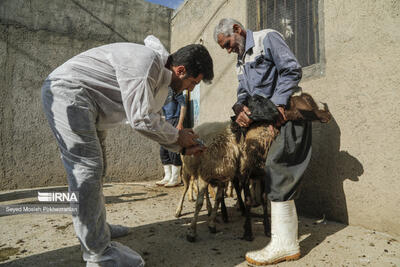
[{"xmin": 41, "ymin": 36, "xmax": 180, "ymax": 267}]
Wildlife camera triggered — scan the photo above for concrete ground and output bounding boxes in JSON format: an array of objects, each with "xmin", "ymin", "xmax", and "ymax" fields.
[{"xmin": 0, "ymin": 182, "xmax": 399, "ymax": 267}]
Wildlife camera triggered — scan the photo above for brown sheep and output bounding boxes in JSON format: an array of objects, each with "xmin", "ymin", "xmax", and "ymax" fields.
[
  {"xmin": 175, "ymin": 120, "xmax": 275, "ymax": 242},
  {"xmin": 175, "ymin": 121, "xmax": 242, "ymax": 242},
  {"xmin": 235, "ymin": 122, "xmax": 278, "ymax": 241}
]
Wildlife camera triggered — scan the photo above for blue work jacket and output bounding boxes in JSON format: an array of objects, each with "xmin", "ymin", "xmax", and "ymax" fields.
[
  {"xmin": 162, "ymin": 87, "xmax": 186, "ymax": 121},
  {"xmin": 236, "ymin": 29, "xmax": 302, "ymax": 107}
]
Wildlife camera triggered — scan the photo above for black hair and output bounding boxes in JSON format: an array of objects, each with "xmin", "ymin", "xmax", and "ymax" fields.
[{"xmin": 168, "ymin": 44, "xmax": 214, "ymax": 84}]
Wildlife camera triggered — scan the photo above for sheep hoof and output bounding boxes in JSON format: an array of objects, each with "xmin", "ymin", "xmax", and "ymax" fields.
[
  {"xmin": 263, "ymin": 221, "xmax": 271, "ymax": 237},
  {"xmin": 221, "ymin": 212, "xmax": 228, "ymax": 223},
  {"xmin": 186, "ymin": 234, "xmax": 196, "ymax": 242},
  {"xmin": 208, "ymin": 226, "xmax": 217, "ymax": 234},
  {"xmin": 264, "ymin": 227, "xmax": 271, "ymax": 237},
  {"xmin": 242, "ymin": 234, "xmax": 254, "ymax": 242},
  {"xmin": 175, "ymin": 209, "xmax": 182, "ymax": 218}
]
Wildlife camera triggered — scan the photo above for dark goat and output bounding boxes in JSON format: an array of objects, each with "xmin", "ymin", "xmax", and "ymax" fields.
[{"xmin": 233, "ymin": 92, "xmax": 332, "ymax": 125}]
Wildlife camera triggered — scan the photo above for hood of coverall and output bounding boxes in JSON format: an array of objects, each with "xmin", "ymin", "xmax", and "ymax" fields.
[{"xmin": 144, "ymin": 35, "xmax": 170, "ymax": 66}]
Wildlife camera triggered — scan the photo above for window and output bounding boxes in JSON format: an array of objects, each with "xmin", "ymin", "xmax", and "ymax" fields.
[{"xmin": 247, "ymin": 0, "xmax": 323, "ymax": 73}]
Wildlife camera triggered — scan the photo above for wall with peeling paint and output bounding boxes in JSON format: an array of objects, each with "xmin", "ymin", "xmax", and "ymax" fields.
[{"xmin": 0, "ymin": 0, "xmax": 172, "ymax": 189}]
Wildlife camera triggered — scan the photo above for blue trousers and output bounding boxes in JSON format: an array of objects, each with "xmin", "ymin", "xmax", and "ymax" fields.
[{"xmin": 160, "ymin": 117, "xmax": 182, "ymax": 166}]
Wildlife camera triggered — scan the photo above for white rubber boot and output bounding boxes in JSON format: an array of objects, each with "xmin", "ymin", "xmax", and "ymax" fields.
[
  {"xmin": 245, "ymin": 200, "xmax": 300, "ymax": 266},
  {"xmin": 165, "ymin": 165, "xmax": 181, "ymax": 187},
  {"xmin": 156, "ymin": 165, "xmax": 172, "ymax": 186}
]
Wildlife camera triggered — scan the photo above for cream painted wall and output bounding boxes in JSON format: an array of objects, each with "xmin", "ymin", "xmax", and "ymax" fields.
[
  {"xmin": 171, "ymin": 0, "xmax": 400, "ymax": 236},
  {"xmin": 298, "ymin": 0, "xmax": 400, "ymax": 236},
  {"xmin": 171, "ymin": 0, "xmax": 246, "ymax": 123}
]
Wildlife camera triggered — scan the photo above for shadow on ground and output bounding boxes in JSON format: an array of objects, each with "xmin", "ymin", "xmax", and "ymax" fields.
[{"xmin": 0, "ymin": 203, "xmax": 346, "ymax": 267}]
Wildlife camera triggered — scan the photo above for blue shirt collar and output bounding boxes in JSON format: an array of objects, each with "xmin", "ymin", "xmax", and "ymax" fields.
[{"xmin": 245, "ymin": 29, "xmax": 255, "ymax": 53}]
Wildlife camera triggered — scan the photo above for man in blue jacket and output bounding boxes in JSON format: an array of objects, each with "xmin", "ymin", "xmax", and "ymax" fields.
[
  {"xmin": 214, "ymin": 18, "xmax": 312, "ymax": 266},
  {"xmin": 156, "ymin": 87, "xmax": 187, "ymax": 187}
]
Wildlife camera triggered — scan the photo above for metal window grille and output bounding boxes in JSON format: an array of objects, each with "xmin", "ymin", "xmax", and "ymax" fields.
[{"xmin": 247, "ymin": 0, "xmax": 320, "ymax": 67}]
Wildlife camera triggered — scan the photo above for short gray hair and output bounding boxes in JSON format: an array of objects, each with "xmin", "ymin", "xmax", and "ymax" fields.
[{"xmin": 213, "ymin": 18, "xmax": 245, "ymax": 42}]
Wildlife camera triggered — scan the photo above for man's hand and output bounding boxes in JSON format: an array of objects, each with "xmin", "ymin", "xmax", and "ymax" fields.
[
  {"xmin": 176, "ymin": 123, "xmax": 184, "ymax": 131},
  {"xmin": 177, "ymin": 128, "xmax": 198, "ymax": 148},
  {"xmin": 184, "ymin": 145, "xmax": 207, "ymax": 156},
  {"xmin": 235, "ymin": 105, "xmax": 253, "ymax": 127},
  {"xmin": 275, "ymin": 106, "xmax": 287, "ymax": 127}
]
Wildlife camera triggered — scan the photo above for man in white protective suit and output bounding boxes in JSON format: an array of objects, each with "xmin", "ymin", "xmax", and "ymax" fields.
[{"xmin": 41, "ymin": 35, "xmax": 213, "ymax": 267}]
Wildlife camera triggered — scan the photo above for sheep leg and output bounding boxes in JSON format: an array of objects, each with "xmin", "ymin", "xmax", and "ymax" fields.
[
  {"xmin": 205, "ymin": 186, "xmax": 212, "ymax": 216},
  {"xmin": 262, "ymin": 192, "xmax": 271, "ymax": 237},
  {"xmin": 187, "ymin": 179, "xmax": 208, "ymax": 242},
  {"xmin": 233, "ymin": 176, "xmax": 246, "ymax": 216},
  {"xmin": 260, "ymin": 177, "xmax": 271, "ymax": 237},
  {"xmin": 208, "ymin": 184, "xmax": 216, "ymax": 199},
  {"xmin": 220, "ymin": 188, "xmax": 228, "ymax": 223},
  {"xmin": 242, "ymin": 179, "xmax": 254, "ymax": 241},
  {"xmin": 226, "ymin": 180, "xmax": 234, "ymax": 197},
  {"xmin": 188, "ymin": 176, "xmax": 196, "ymax": 202},
  {"xmin": 208, "ymin": 184, "xmax": 224, "ymax": 233},
  {"xmin": 188, "ymin": 176, "xmax": 194, "ymax": 202},
  {"xmin": 175, "ymin": 172, "xmax": 191, "ymax": 218}
]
